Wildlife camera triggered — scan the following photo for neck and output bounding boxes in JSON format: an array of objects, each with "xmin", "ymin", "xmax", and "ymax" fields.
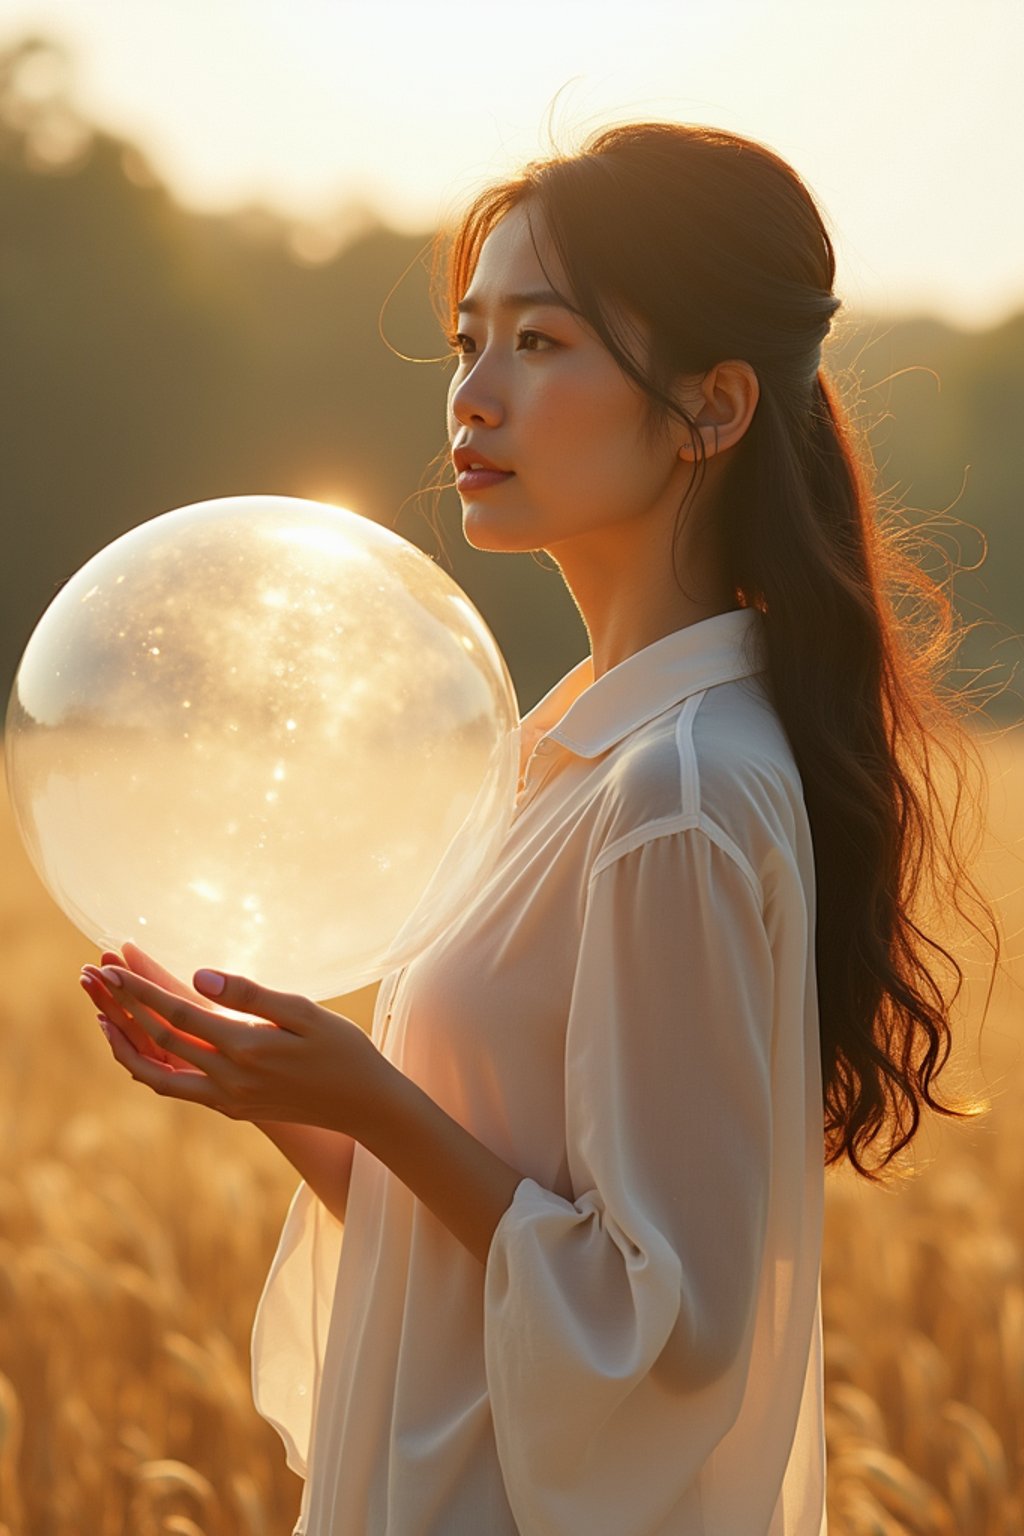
[{"xmin": 549, "ymin": 520, "xmax": 736, "ymax": 680}]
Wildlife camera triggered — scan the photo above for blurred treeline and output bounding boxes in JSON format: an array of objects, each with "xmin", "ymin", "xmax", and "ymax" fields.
[{"xmin": 2, "ymin": 36, "xmax": 1021, "ymax": 716}]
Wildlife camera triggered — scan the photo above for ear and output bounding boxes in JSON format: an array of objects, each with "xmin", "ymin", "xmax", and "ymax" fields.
[{"xmin": 675, "ymin": 361, "xmax": 759, "ymax": 461}]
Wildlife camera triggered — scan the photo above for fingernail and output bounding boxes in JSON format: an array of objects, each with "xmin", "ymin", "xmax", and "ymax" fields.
[
  {"xmin": 97, "ymin": 1016, "xmax": 112, "ymax": 1039},
  {"xmin": 194, "ymin": 969, "xmax": 225, "ymax": 996},
  {"xmin": 99, "ymin": 966, "xmax": 123, "ymax": 988}
]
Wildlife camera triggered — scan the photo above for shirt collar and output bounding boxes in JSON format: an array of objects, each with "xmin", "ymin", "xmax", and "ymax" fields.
[{"xmin": 520, "ymin": 607, "xmax": 767, "ymax": 764}]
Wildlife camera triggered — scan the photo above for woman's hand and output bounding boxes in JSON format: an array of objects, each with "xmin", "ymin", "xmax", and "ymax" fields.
[
  {"xmin": 81, "ymin": 942, "xmax": 201, "ymax": 1071},
  {"xmin": 81, "ymin": 952, "xmax": 524, "ymax": 1262},
  {"xmin": 80, "ymin": 960, "xmax": 387, "ymax": 1138}
]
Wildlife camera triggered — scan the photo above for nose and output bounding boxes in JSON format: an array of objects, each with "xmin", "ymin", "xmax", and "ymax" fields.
[{"xmin": 448, "ymin": 356, "xmax": 504, "ymax": 433}]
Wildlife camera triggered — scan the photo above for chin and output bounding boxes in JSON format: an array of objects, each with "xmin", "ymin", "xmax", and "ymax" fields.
[{"xmin": 461, "ymin": 506, "xmax": 544, "ymax": 555}]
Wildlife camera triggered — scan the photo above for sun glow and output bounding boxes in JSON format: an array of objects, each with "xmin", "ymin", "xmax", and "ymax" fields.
[{"xmin": 0, "ymin": 0, "xmax": 1020, "ymax": 324}]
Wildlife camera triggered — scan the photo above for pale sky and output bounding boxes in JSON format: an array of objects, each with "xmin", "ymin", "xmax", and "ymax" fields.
[{"xmin": 2, "ymin": 0, "xmax": 1022, "ymax": 326}]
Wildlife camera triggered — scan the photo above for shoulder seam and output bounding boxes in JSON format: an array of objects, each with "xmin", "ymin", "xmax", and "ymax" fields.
[
  {"xmin": 588, "ymin": 811, "xmax": 763, "ymax": 905},
  {"xmin": 674, "ymin": 688, "xmax": 705, "ymax": 817}
]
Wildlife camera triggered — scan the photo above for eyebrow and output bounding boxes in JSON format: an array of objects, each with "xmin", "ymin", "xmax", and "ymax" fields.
[{"xmin": 457, "ymin": 288, "xmax": 578, "ymax": 317}]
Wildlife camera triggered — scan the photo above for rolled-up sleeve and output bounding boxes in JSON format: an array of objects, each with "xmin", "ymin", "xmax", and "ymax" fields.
[{"xmin": 483, "ymin": 824, "xmax": 775, "ymax": 1534}]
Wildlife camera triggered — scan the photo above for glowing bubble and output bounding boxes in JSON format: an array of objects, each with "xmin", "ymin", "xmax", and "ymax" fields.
[{"xmin": 5, "ymin": 496, "xmax": 520, "ymax": 998}]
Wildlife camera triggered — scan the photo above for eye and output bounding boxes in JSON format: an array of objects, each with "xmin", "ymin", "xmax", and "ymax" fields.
[
  {"xmin": 517, "ymin": 329, "xmax": 555, "ymax": 352},
  {"xmin": 446, "ymin": 332, "xmax": 475, "ymax": 357}
]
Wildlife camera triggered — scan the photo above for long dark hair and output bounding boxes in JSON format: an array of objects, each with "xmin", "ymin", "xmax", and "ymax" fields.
[{"xmin": 434, "ymin": 121, "xmax": 1002, "ymax": 1180}]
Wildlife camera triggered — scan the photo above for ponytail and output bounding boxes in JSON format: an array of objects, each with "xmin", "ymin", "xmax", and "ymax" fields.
[{"xmin": 725, "ymin": 368, "xmax": 998, "ymax": 1176}]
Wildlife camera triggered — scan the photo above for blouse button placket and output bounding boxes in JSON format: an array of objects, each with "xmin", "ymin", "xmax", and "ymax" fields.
[
  {"xmin": 515, "ymin": 738, "xmax": 560, "ymax": 814},
  {"xmin": 378, "ymin": 967, "xmax": 408, "ymax": 1053}
]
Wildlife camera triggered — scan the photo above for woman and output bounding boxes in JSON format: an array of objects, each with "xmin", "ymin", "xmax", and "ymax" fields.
[{"xmin": 81, "ymin": 123, "xmax": 998, "ymax": 1535}]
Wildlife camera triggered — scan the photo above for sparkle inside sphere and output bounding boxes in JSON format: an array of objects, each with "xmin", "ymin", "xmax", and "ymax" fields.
[{"xmin": 5, "ymin": 496, "xmax": 520, "ymax": 999}]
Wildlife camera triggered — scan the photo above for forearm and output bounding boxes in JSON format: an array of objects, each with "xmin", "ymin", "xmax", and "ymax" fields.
[
  {"xmin": 357, "ymin": 1059, "xmax": 524, "ymax": 1265},
  {"xmin": 254, "ymin": 1121, "xmax": 356, "ymax": 1225}
]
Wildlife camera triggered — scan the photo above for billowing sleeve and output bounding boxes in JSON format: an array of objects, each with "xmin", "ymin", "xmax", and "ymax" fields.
[
  {"xmin": 250, "ymin": 1180, "xmax": 343, "ymax": 1477},
  {"xmin": 483, "ymin": 824, "xmax": 774, "ymax": 1534}
]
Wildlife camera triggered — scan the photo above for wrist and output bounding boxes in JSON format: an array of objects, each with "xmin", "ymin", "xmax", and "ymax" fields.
[
  {"xmin": 350, "ymin": 1057, "xmax": 522, "ymax": 1264},
  {"xmin": 346, "ymin": 1037, "xmax": 404, "ymax": 1148}
]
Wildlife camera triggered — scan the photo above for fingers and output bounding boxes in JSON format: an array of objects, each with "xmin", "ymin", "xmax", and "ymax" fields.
[
  {"xmin": 92, "ymin": 966, "xmax": 236, "ymax": 1058},
  {"xmin": 121, "ymin": 941, "xmax": 207, "ymax": 1004},
  {"xmin": 191, "ymin": 968, "xmax": 317, "ymax": 1035},
  {"xmin": 117, "ymin": 991, "xmax": 221, "ymax": 1071},
  {"xmin": 84, "ymin": 964, "xmax": 323, "ymax": 1121},
  {"xmin": 81, "ymin": 967, "xmax": 168, "ymax": 1061},
  {"xmin": 100, "ymin": 1017, "xmax": 224, "ymax": 1108},
  {"xmin": 95, "ymin": 964, "xmax": 315, "ymax": 1052},
  {"xmin": 83, "ymin": 968, "xmax": 219, "ymax": 1071}
]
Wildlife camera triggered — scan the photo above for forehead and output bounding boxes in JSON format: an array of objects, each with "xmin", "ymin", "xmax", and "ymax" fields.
[{"xmin": 459, "ymin": 203, "xmax": 566, "ymax": 305}]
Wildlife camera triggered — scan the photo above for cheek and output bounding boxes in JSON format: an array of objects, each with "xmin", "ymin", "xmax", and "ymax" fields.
[
  {"xmin": 540, "ymin": 393, "xmax": 643, "ymax": 484},
  {"xmin": 554, "ymin": 370, "xmax": 646, "ymax": 449}
]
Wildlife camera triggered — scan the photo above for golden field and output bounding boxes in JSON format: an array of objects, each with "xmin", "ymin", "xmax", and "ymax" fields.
[{"xmin": 0, "ymin": 730, "xmax": 1021, "ymax": 1536}]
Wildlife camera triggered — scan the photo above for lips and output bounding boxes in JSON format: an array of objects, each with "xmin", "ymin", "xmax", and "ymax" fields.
[
  {"xmin": 452, "ymin": 446, "xmax": 511, "ymax": 475},
  {"xmin": 452, "ymin": 444, "xmax": 515, "ymax": 495}
]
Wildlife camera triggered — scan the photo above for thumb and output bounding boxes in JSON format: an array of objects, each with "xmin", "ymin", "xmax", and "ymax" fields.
[{"xmin": 192, "ymin": 968, "xmax": 314, "ymax": 1032}]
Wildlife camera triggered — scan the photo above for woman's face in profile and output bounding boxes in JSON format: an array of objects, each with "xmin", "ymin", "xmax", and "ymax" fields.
[{"xmin": 447, "ymin": 202, "xmax": 691, "ymax": 563}]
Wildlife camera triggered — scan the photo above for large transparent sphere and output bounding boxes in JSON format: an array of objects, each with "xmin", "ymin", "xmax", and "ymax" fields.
[{"xmin": 5, "ymin": 496, "xmax": 520, "ymax": 998}]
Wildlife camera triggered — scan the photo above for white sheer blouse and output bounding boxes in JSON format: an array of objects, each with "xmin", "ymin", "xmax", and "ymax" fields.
[{"xmin": 251, "ymin": 606, "xmax": 828, "ymax": 1536}]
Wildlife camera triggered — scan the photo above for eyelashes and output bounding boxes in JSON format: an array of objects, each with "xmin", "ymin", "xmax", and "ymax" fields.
[{"xmin": 446, "ymin": 329, "xmax": 557, "ymax": 358}]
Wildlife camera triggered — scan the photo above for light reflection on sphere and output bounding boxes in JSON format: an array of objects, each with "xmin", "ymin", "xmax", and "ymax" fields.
[{"xmin": 5, "ymin": 496, "xmax": 520, "ymax": 999}]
